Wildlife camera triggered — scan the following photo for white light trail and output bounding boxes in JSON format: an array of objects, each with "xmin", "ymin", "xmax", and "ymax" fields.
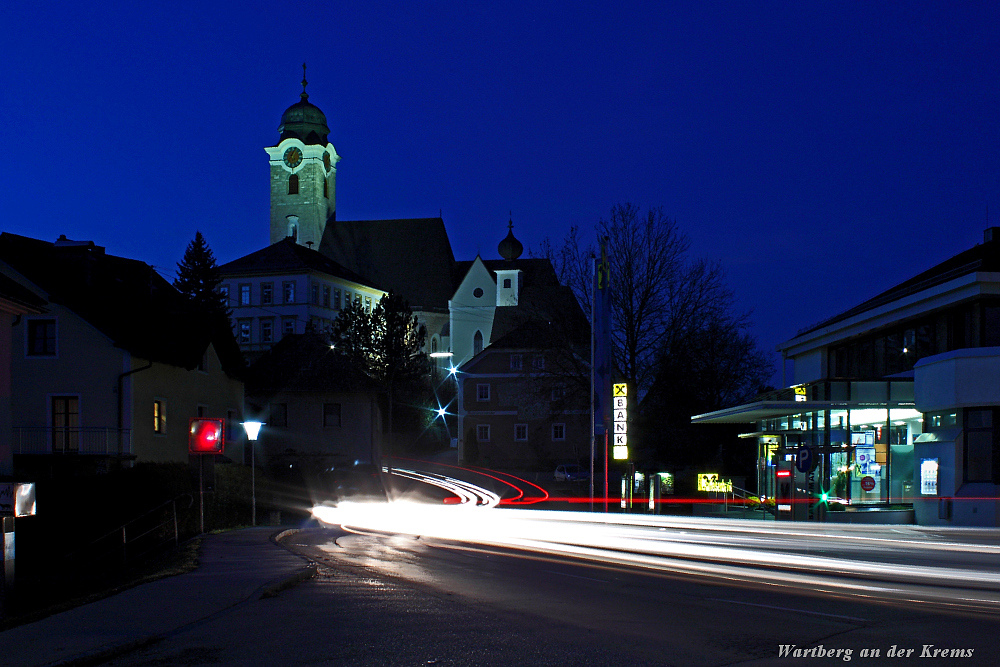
[{"xmin": 311, "ymin": 471, "xmax": 1000, "ymax": 612}]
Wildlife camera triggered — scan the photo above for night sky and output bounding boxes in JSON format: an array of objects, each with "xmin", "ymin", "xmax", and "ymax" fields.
[{"xmin": 3, "ymin": 2, "xmax": 999, "ymax": 384}]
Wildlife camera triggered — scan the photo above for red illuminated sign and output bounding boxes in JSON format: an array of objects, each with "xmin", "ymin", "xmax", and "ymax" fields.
[
  {"xmin": 775, "ymin": 470, "xmax": 791, "ymax": 478},
  {"xmin": 188, "ymin": 418, "xmax": 225, "ymax": 454}
]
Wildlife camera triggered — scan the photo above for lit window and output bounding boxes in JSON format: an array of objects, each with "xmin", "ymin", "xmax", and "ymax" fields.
[
  {"xmin": 477, "ymin": 424, "xmax": 490, "ymax": 442},
  {"xmin": 552, "ymin": 423, "xmax": 565, "ymax": 441},
  {"xmin": 510, "ymin": 354, "xmax": 522, "ymax": 370},
  {"xmin": 237, "ymin": 320, "xmax": 251, "ymax": 344},
  {"xmin": 283, "ymin": 281, "xmax": 295, "ymax": 304},
  {"xmin": 515, "ymin": 424, "xmax": 527, "ymax": 441},
  {"xmin": 239, "ymin": 284, "xmax": 251, "ymax": 306},
  {"xmin": 323, "ymin": 403, "xmax": 341, "ymax": 427},
  {"xmin": 261, "ymin": 283, "xmax": 273, "ymax": 305},
  {"xmin": 153, "ymin": 399, "xmax": 166, "ymax": 434},
  {"xmin": 477, "ymin": 384, "xmax": 490, "ymax": 401},
  {"xmin": 27, "ymin": 318, "xmax": 57, "ymax": 356}
]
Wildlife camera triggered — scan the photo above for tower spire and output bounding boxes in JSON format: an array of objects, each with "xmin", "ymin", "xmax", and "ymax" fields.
[{"xmin": 301, "ymin": 62, "xmax": 308, "ymax": 101}]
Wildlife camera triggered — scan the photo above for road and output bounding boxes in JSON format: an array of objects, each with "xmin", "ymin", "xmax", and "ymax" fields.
[{"xmin": 109, "ymin": 473, "xmax": 1000, "ymax": 665}]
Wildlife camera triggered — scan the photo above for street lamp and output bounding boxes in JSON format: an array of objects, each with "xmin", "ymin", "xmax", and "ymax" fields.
[{"xmin": 242, "ymin": 421, "xmax": 264, "ymax": 527}]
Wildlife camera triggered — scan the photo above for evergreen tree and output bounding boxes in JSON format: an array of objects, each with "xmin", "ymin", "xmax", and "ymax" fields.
[
  {"xmin": 332, "ymin": 290, "xmax": 429, "ymax": 473},
  {"xmin": 174, "ymin": 231, "xmax": 229, "ymax": 318}
]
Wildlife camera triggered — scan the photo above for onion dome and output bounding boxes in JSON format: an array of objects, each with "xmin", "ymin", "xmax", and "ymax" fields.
[
  {"xmin": 277, "ymin": 64, "xmax": 330, "ymax": 145},
  {"xmin": 498, "ymin": 215, "xmax": 523, "ymax": 261}
]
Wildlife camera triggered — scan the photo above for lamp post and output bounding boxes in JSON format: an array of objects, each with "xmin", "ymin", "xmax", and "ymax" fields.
[{"xmin": 242, "ymin": 421, "xmax": 263, "ymax": 527}]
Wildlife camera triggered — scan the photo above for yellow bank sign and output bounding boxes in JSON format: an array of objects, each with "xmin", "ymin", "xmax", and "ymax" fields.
[
  {"xmin": 612, "ymin": 383, "xmax": 628, "ymax": 460},
  {"xmin": 697, "ymin": 473, "xmax": 733, "ymax": 493}
]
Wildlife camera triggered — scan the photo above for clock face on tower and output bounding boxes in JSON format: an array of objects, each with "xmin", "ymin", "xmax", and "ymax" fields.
[{"xmin": 283, "ymin": 147, "xmax": 303, "ymax": 168}]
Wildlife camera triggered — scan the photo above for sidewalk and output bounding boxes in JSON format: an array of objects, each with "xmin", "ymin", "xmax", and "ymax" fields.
[{"xmin": 0, "ymin": 527, "xmax": 314, "ymax": 666}]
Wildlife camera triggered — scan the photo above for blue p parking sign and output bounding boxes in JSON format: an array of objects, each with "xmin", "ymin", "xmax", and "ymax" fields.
[{"xmin": 795, "ymin": 446, "xmax": 813, "ymax": 473}]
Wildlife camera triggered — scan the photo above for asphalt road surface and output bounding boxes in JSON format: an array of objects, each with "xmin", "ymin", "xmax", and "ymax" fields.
[{"xmin": 108, "ymin": 515, "xmax": 1000, "ymax": 666}]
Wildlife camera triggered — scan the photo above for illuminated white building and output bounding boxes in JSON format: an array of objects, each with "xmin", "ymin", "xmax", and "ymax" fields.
[{"xmin": 694, "ymin": 227, "xmax": 1000, "ymax": 526}]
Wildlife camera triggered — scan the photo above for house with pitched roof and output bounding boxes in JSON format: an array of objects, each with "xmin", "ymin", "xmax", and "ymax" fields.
[
  {"xmin": 0, "ymin": 233, "xmax": 245, "ymax": 476},
  {"xmin": 218, "ymin": 237, "xmax": 385, "ymax": 360}
]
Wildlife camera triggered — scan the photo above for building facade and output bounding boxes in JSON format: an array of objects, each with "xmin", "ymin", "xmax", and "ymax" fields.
[{"xmin": 694, "ymin": 228, "xmax": 1000, "ymax": 526}]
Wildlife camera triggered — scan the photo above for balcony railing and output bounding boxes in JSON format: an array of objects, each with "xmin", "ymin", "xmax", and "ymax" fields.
[{"xmin": 13, "ymin": 427, "xmax": 133, "ymax": 456}]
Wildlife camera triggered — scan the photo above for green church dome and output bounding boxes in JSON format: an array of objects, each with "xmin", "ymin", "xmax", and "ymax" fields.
[{"xmin": 278, "ymin": 92, "xmax": 330, "ymax": 146}]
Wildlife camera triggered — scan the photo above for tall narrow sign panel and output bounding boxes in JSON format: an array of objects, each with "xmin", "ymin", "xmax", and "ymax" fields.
[
  {"xmin": 613, "ymin": 383, "xmax": 628, "ymax": 460},
  {"xmin": 593, "ymin": 243, "xmax": 612, "ymax": 434}
]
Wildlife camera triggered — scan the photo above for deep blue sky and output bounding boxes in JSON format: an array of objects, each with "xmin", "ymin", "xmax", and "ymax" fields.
[{"xmin": 3, "ymin": 2, "xmax": 999, "ymax": 383}]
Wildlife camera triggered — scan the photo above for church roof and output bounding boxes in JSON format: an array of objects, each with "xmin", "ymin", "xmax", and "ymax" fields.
[
  {"xmin": 452, "ymin": 257, "xmax": 561, "ymax": 292},
  {"xmin": 0, "ymin": 232, "xmax": 243, "ymax": 374},
  {"xmin": 320, "ymin": 218, "xmax": 456, "ymax": 313},
  {"xmin": 218, "ymin": 237, "xmax": 376, "ymax": 287},
  {"xmin": 489, "ymin": 283, "xmax": 589, "ymax": 349}
]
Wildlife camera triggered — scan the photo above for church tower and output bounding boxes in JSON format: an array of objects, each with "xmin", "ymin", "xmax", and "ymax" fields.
[{"xmin": 265, "ymin": 65, "xmax": 340, "ymax": 248}]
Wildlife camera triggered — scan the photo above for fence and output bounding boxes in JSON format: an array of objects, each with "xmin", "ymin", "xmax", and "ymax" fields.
[{"xmin": 12, "ymin": 427, "xmax": 133, "ymax": 455}]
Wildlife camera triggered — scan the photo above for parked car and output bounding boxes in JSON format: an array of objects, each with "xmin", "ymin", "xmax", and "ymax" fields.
[{"xmin": 554, "ymin": 463, "xmax": 589, "ymax": 482}]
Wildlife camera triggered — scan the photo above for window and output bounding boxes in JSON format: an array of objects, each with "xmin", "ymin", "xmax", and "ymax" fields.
[
  {"xmin": 473, "ymin": 330, "xmax": 484, "ymax": 355},
  {"xmin": 282, "ymin": 318, "xmax": 296, "ymax": 336},
  {"xmin": 965, "ymin": 408, "xmax": 998, "ymax": 483},
  {"xmin": 197, "ymin": 350, "xmax": 208, "ymax": 372},
  {"xmin": 239, "ymin": 284, "xmax": 251, "ymax": 306},
  {"xmin": 551, "ymin": 386, "xmax": 565, "ymax": 401},
  {"xmin": 477, "ymin": 424, "xmax": 490, "ymax": 442},
  {"xmin": 153, "ymin": 399, "xmax": 166, "ymax": 434},
  {"xmin": 365, "ymin": 296, "xmax": 372, "ymax": 313},
  {"xmin": 237, "ymin": 320, "xmax": 251, "ymax": 344},
  {"xmin": 431, "ymin": 338, "xmax": 438, "ymax": 354},
  {"xmin": 283, "ymin": 281, "xmax": 295, "ymax": 304},
  {"xmin": 515, "ymin": 424, "xmax": 528, "ymax": 441},
  {"xmin": 219, "ymin": 285, "xmax": 229, "ymax": 305},
  {"xmin": 52, "ymin": 396, "xmax": 79, "ymax": 452},
  {"xmin": 552, "ymin": 423, "xmax": 566, "ymax": 441},
  {"xmin": 288, "ymin": 174, "xmax": 299, "ymax": 195},
  {"xmin": 27, "ymin": 318, "xmax": 57, "ymax": 356},
  {"xmin": 323, "ymin": 403, "xmax": 342, "ymax": 427},
  {"xmin": 477, "ymin": 384, "xmax": 490, "ymax": 401},
  {"xmin": 269, "ymin": 403, "xmax": 288, "ymax": 428},
  {"xmin": 261, "ymin": 283, "xmax": 273, "ymax": 305},
  {"xmin": 532, "ymin": 355, "xmax": 545, "ymax": 370},
  {"xmin": 334, "ymin": 289, "xmax": 341, "ymax": 310},
  {"xmin": 324, "ymin": 178, "xmax": 329, "ymax": 198},
  {"xmin": 510, "ymin": 354, "xmax": 522, "ymax": 370},
  {"xmin": 260, "ymin": 319, "xmax": 274, "ymax": 343},
  {"xmin": 344, "ymin": 291, "xmax": 351, "ymax": 308},
  {"xmin": 503, "ymin": 278, "xmax": 512, "ymax": 289},
  {"xmin": 311, "ymin": 283, "xmax": 319, "ymax": 305},
  {"xmin": 323, "ymin": 285, "xmax": 331, "ymax": 308}
]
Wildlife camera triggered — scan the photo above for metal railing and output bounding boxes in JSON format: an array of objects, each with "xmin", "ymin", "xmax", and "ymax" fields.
[{"xmin": 12, "ymin": 427, "xmax": 133, "ymax": 455}]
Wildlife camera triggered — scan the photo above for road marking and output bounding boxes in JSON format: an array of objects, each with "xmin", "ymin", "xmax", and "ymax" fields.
[
  {"xmin": 543, "ymin": 569, "xmax": 608, "ymax": 583},
  {"xmin": 707, "ymin": 598, "xmax": 867, "ymax": 623}
]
